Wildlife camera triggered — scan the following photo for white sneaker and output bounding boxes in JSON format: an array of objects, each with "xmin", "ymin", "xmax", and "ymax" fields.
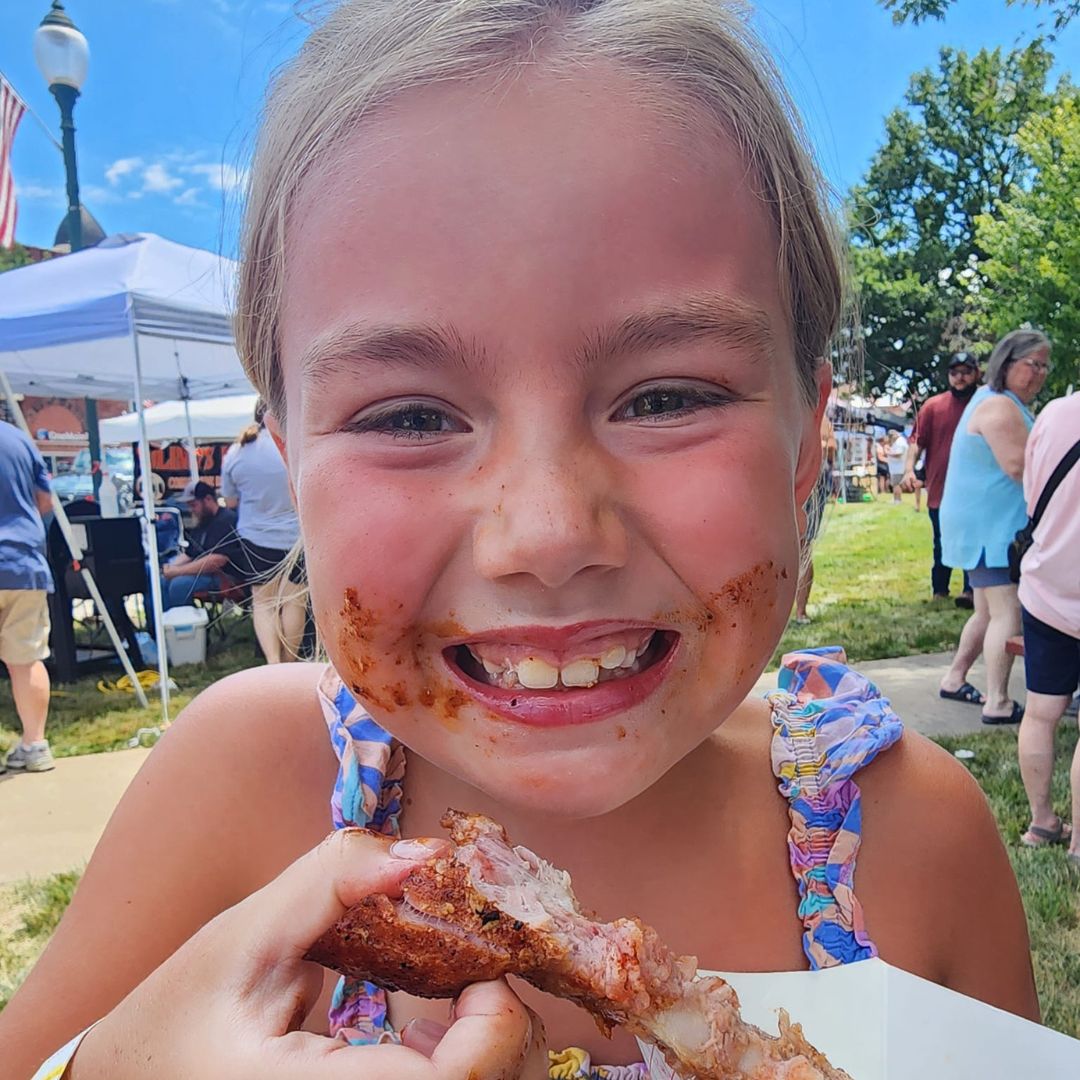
[{"xmin": 4, "ymin": 740, "xmax": 56, "ymax": 773}]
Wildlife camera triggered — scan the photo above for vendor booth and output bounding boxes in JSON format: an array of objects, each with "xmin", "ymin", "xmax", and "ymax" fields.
[{"xmin": 0, "ymin": 232, "xmax": 252, "ymax": 722}]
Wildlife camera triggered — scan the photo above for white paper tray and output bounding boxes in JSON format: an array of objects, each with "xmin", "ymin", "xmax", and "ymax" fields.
[{"xmin": 636, "ymin": 958, "xmax": 1080, "ymax": 1078}]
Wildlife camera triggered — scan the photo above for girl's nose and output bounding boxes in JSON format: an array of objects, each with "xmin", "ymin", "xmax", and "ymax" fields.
[{"xmin": 472, "ymin": 450, "xmax": 629, "ymax": 591}]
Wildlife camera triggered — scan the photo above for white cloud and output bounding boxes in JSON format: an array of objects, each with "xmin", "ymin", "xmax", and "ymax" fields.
[
  {"xmin": 185, "ymin": 162, "xmax": 248, "ymax": 192},
  {"xmin": 105, "ymin": 157, "xmax": 143, "ymax": 186},
  {"xmin": 173, "ymin": 187, "xmax": 203, "ymax": 207},
  {"xmin": 15, "ymin": 183, "xmax": 64, "ymax": 202},
  {"xmin": 142, "ymin": 162, "xmax": 183, "ymax": 194},
  {"xmin": 82, "ymin": 184, "xmax": 123, "ymax": 206}
]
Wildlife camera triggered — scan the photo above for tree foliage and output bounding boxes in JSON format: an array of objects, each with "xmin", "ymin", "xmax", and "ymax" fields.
[
  {"xmin": 0, "ymin": 242, "xmax": 33, "ymax": 274},
  {"xmin": 848, "ymin": 42, "xmax": 1055, "ymax": 396},
  {"xmin": 879, "ymin": 0, "xmax": 1080, "ymax": 36},
  {"xmin": 973, "ymin": 95, "xmax": 1080, "ymax": 397}
]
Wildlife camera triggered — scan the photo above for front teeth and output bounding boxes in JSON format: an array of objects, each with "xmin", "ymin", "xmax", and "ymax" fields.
[
  {"xmin": 517, "ymin": 658, "xmax": 559, "ymax": 690},
  {"xmin": 468, "ymin": 634, "xmax": 655, "ymax": 690},
  {"xmin": 560, "ymin": 659, "xmax": 601, "ymax": 687}
]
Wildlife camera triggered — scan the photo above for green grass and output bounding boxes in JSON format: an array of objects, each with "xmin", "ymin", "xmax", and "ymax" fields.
[
  {"xmin": 0, "ymin": 871, "xmax": 80, "ymax": 1011},
  {"xmin": 0, "ymin": 622, "xmax": 263, "ymax": 759},
  {"xmin": 936, "ymin": 726, "xmax": 1080, "ymax": 1037},
  {"xmin": 771, "ymin": 494, "xmax": 970, "ymax": 666}
]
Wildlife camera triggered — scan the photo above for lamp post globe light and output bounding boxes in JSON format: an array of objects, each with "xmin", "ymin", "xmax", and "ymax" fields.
[
  {"xmin": 35, "ymin": 1, "xmax": 101, "ymax": 496},
  {"xmin": 34, "ymin": 0, "xmax": 89, "ymax": 254}
]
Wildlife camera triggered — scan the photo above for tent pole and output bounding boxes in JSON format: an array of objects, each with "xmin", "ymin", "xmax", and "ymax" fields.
[
  {"xmin": 132, "ymin": 339, "xmax": 172, "ymax": 727},
  {"xmin": 0, "ymin": 368, "xmax": 150, "ymax": 710},
  {"xmin": 182, "ymin": 396, "xmax": 199, "ymax": 483}
]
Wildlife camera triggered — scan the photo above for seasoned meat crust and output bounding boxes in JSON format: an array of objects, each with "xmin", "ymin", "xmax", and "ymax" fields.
[{"xmin": 306, "ymin": 811, "xmax": 851, "ymax": 1080}]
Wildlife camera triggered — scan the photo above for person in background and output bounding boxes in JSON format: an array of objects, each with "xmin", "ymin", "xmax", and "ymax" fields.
[
  {"xmin": 160, "ymin": 481, "xmax": 244, "ymax": 610},
  {"xmin": 1015, "ymin": 391, "xmax": 1080, "ymax": 856},
  {"xmin": 875, "ymin": 435, "xmax": 890, "ymax": 494},
  {"xmin": 885, "ymin": 429, "xmax": 908, "ymax": 504},
  {"xmin": 221, "ymin": 401, "xmax": 305, "ymax": 663},
  {"xmin": 0, "ymin": 420, "xmax": 56, "ymax": 774},
  {"xmin": 939, "ymin": 330, "xmax": 1050, "ymax": 725},
  {"xmin": 903, "ymin": 353, "xmax": 980, "ymax": 608},
  {"xmin": 793, "ymin": 412, "xmax": 836, "ymax": 624}
]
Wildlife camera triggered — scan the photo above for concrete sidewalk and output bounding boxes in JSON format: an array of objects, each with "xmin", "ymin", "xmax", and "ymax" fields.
[{"xmin": 1, "ymin": 651, "xmax": 1025, "ymax": 884}]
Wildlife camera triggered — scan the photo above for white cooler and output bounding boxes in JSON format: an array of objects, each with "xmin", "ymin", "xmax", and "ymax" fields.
[{"xmin": 161, "ymin": 605, "xmax": 209, "ymax": 666}]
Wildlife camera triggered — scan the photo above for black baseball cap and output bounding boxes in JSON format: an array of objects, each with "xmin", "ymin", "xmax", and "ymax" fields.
[
  {"xmin": 176, "ymin": 480, "xmax": 217, "ymax": 503},
  {"xmin": 948, "ymin": 352, "xmax": 977, "ymax": 370}
]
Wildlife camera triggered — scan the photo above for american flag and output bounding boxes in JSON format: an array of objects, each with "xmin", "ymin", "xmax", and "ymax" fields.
[{"xmin": 1, "ymin": 76, "xmax": 28, "ymax": 249}]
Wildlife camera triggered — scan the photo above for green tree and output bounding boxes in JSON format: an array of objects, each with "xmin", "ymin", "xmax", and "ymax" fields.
[
  {"xmin": 879, "ymin": 0, "xmax": 1079, "ymax": 36},
  {"xmin": 0, "ymin": 242, "xmax": 33, "ymax": 273},
  {"xmin": 974, "ymin": 94, "xmax": 1080, "ymax": 397},
  {"xmin": 848, "ymin": 42, "xmax": 1054, "ymax": 396}
]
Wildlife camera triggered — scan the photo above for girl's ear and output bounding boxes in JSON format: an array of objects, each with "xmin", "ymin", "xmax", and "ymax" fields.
[
  {"xmin": 265, "ymin": 411, "xmax": 298, "ymax": 505},
  {"xmin": 793, "ymin": 361, "xmax": 833, "ymax": 509}
]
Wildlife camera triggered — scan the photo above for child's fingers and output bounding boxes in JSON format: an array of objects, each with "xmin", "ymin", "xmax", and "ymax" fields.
[
  {"xmin": 430, "ymin": 980, "xmax": 548, "ymax": 1080},
  {"xmin": 231, "ymin": 829, "xmax": 451, "ymax": 965}
]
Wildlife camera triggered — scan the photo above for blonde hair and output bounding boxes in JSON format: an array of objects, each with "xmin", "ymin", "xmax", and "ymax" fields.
[
  {"xmin": 237, "ymin": 397, "xmax": 268, "ymax": 447},
  {"xmin": 236, "ymin": 0, "xmax": 844, "ymax": 417}
]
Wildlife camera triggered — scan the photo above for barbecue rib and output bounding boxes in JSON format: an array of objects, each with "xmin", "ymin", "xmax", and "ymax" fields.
[{"xmin": 307, "ymin": 810, "xmax": 851, "ymax": 1080}]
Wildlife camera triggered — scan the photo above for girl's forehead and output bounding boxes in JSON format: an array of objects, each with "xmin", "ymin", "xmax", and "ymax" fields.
[{"xmin": 281, "ymin": 65, "xmax": 790, "ymax": 369}]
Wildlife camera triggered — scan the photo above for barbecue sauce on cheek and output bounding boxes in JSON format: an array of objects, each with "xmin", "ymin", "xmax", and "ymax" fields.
[
  {"xmin": 656, "ymin": 560, "xmax": 791, "ymax": 699},
  {"xmin": 336, "ymin": 589, "xmax": 471, "ymax": 729}
]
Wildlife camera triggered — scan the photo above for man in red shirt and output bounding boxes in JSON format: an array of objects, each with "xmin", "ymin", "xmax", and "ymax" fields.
[{"xmin": 904, "ymin": 353, "xmax": 980, "ymax": 604}]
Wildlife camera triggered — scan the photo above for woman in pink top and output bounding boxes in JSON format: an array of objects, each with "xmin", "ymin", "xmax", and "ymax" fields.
[{"xmin": 1016, "ymin": 391, "xmax": 1080, "ymax": 860}]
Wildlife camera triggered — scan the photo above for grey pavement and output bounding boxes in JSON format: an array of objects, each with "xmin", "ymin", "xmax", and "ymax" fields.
[{"xmin": 1, "ymin": 651, "xmax": 1024, "ymax": 883}]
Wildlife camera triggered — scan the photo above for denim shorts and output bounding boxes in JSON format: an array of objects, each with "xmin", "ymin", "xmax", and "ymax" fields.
[
  {"xmin": 968, "ymin": 556, "xmax": 1013, "ymax": 589},
  {"xmin": 1022, "ymin": 606, "xmax": 1080, "ymax": 697}
]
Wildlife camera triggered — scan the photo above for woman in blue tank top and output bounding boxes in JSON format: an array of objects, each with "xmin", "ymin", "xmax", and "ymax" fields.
[{"xmin": 939, "ymin": 330, "xmax": 1051, "ymax": 726}]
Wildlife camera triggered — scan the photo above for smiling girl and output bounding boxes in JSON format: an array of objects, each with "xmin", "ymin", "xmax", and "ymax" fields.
[{"xmin": 8, "ymin": 2, "xmax": 1037, "ymax": 1078}]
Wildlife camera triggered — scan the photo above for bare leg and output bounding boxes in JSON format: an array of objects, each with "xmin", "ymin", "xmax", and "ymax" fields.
[
  {"xmin": 940, "ymin": 586, "xmax": 989, "ymax": 694},
  {"xmin": 1070, "ymin": 734, "xmax": 1080, "ymax": 859},
  {"xmin": 250, "ymin": 580, "xmax": 282, "ymax": 665},
  {"xmin": 794, "ymin": 560, "xmax": 813, "ymax": 622},
  {"xmin": 7, "ymin": 661, "xmax": 50, "ymax": 745},
  {"xmin": 982, "ymin": 584, "xmax": 1021, "ymax": 717},
  {"xmin": 1018, "ymin": 690, "xmax": 1070, "ymax": 832},
  {"xmin": 891, "ymin": 479, "xmax": 902, "ymax": 504},
  {"xmin": 277, "ymin": 578, "xmax": 308, "ymax": 661}
]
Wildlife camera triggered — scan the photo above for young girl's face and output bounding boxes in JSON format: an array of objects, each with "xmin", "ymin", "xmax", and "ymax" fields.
[{"xmin": 276, "ymin": 65, "xmax": 828, "ymax": 817}]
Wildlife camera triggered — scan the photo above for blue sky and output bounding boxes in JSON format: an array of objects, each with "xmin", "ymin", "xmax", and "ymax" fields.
[{"xmin": 2, "ymin": 0, "xmax": 1078, "ymax": 256}]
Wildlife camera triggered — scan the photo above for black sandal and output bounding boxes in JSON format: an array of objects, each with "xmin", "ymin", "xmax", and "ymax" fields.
[
  {"xmin": 1021, "ymin": 819, "xmax": 1073, "ymax": 848},
  {"xmin": 981, "ymin": 700, "xmax": 1024, "ymax": 725},
  {"xmin": 940, "ymin": 682, "xmax": 986, "ymax": 706}
]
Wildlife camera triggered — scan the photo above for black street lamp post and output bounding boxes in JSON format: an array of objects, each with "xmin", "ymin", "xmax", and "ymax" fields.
[{"xmin": 34, "ymin": 1, "xmax": 99, "ymax": 493}]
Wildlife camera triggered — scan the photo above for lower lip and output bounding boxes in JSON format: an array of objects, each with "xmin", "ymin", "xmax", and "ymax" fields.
[{"xmin": 443, "ymin": 636, "xmax": 680, "ymax": 727}]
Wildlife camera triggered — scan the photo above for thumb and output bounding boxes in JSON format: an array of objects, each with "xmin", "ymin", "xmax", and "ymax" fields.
[
  {"xmin": 231, "ymin": 829, "xmax": 450, "ymax": 963},
  {"xmin": 430, "ymin": 980, "xmax": 547, "ymax": 1080}
]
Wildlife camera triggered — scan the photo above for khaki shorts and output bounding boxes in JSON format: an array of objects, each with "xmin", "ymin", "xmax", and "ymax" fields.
[{"xmin": 0, "ymin": 589, "xmax": 51, "ymax": 665}]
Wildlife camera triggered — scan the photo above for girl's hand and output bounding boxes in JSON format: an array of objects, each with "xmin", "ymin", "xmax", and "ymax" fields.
[{"xmin": 68, "ymin": 829, "xmax": 548, "ymax": 1079}]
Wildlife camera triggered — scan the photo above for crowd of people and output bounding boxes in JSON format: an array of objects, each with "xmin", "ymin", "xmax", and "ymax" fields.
[
  {"xmin": 0, "ymin": 399, "xmax": 307, "ymax": 777},
  {"xmin": 905, "ymin": 331, "xmax": 1078, "ymax": 858}
]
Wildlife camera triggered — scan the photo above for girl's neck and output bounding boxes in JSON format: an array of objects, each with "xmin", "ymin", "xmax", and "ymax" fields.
[{"xmin": 397, "ymin": 695, "xmax": 774, "ymax": 861}]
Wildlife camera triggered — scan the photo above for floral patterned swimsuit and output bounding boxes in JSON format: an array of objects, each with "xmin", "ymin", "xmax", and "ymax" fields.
[{"xmin": 319, "ymin": 645, "xmax": 904, "ymax": 1078}]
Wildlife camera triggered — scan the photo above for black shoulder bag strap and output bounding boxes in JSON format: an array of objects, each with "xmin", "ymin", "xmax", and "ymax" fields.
[{"xmin": 1030, "ymin": 436, "xmax": 1080, "ymax": 533}]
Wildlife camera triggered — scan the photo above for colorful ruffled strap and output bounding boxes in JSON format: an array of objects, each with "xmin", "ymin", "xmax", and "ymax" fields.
[
  {"xmin": 317, "ymin": 666, "xmax": 405, "ymax": 1045},
  {"xmin": 767, "ymin": 646, "xmax": 904, "ymax": 970}
]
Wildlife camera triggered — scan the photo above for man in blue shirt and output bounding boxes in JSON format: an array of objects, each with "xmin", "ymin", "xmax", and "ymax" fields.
[{"xmin": 0, "ymin": 420, "xmax": 56, "ymax": 773}]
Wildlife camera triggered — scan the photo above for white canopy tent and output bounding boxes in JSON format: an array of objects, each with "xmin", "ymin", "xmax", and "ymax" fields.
[
  {"xmin": 100, "ymin": 393, "xmax": 259, "ymax": 444},
  {"xmin": 0, "ymin": 233, "xmax": 252, "ymax": 724}
]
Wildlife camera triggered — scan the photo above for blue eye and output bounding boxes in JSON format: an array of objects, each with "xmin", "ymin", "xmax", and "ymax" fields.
[
  {"xmin": 345, "ymin": 403, "xmax": 468, "ymax": 440},
  {"xmin": 614, "ymin": 384, "xmax": 734, "ymax": 422}
]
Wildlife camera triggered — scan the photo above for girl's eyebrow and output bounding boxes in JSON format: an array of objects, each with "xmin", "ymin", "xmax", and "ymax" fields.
[
  {"xmin": 578, "ymin": 294, "xmax": 775, "ymax": 370},
  {"xmin": 299, "ymin": 323, "xmax": 484, "ymax": 387},
  {"xmin": 297, "ymin": 292, "xmax": 773, "ymax": 386}
]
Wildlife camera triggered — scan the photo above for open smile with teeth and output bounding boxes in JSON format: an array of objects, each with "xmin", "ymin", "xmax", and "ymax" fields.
[{"xmin": 449, "ymin": 630, "xmax": 674, "ymax": 692}]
